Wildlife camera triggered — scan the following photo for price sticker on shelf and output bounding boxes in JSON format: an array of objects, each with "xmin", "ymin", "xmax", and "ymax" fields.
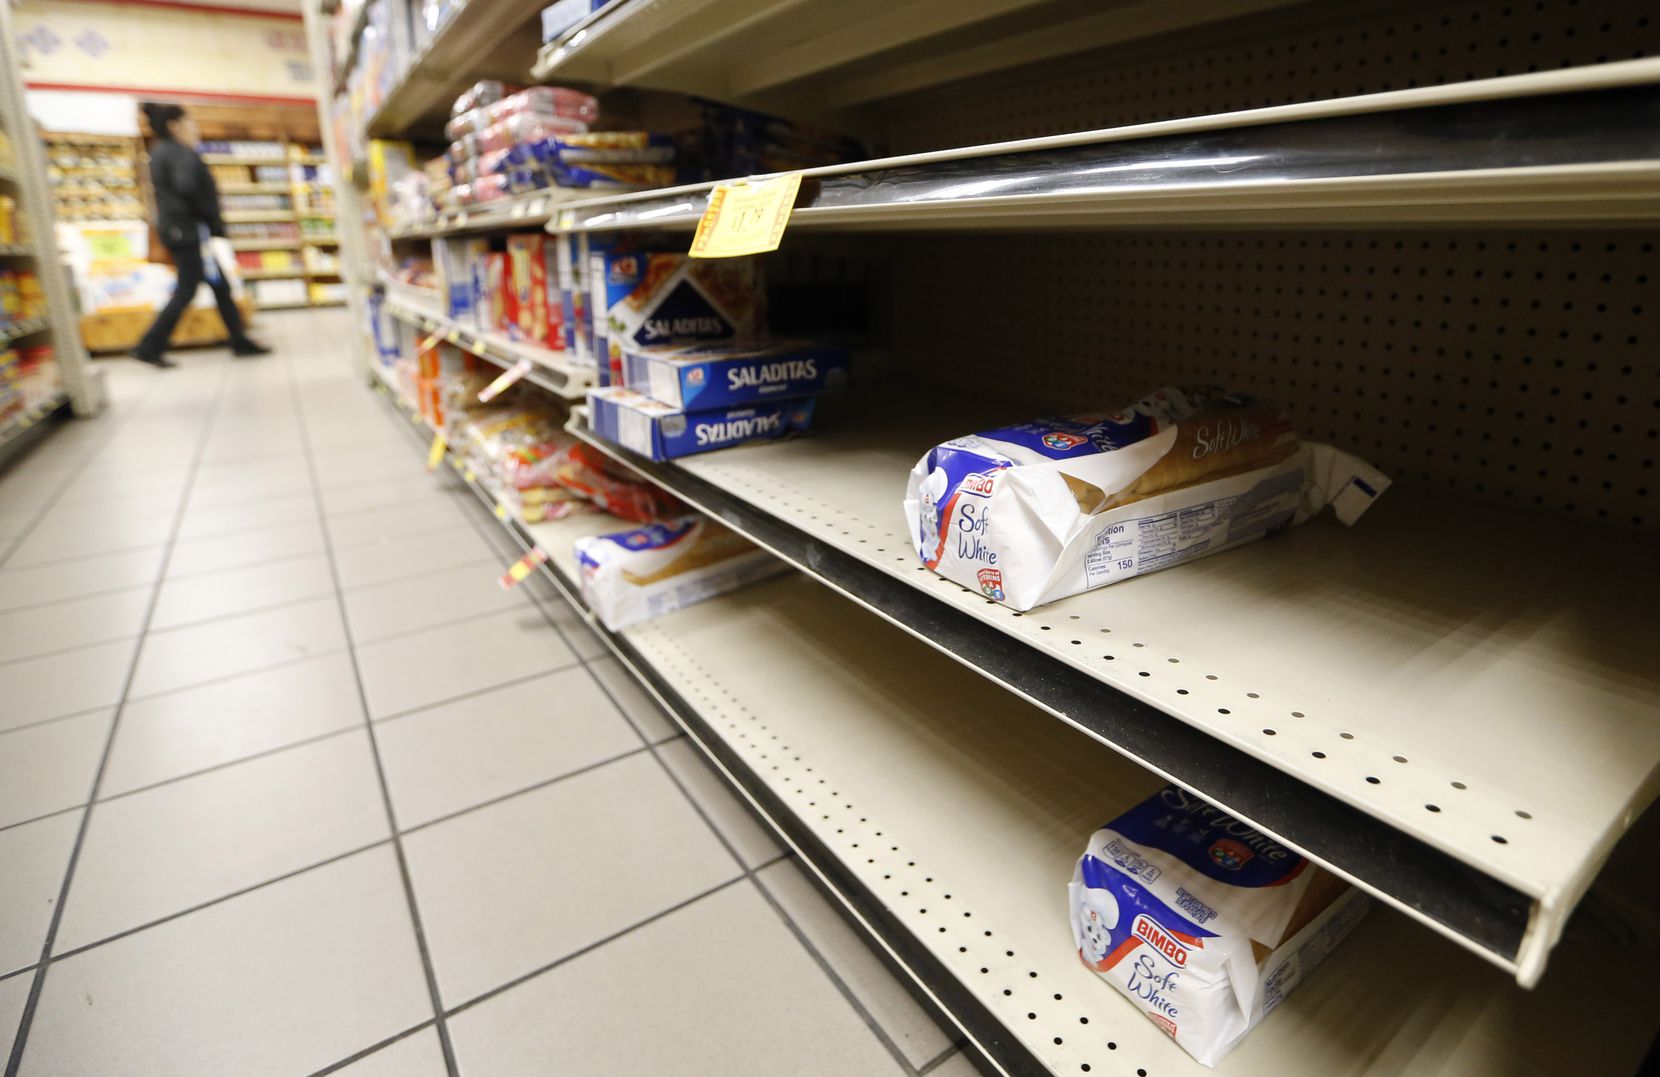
[
  {"xmin": 556, "ymin": 209, "xmax": 576, "ymax": 231},
  {"xmin": 477, "ymin": 358, "xmax": 533, "ymax": 403},
  {"xmin": 447, "ymin": 329, "xmax": 463, "ymax": 346},
  {"xmin": 498, "ymin": 547, "xmax": 550, "ymax": 590},
  {"xmin": 426, "ymin": 432, "xmax": 446, "ymax": 472},
  {"xmin": 493, "ymin": 501, "xmax": 509, "ymax": 520},
  {"xmin": 463, "ymin": 467, "xmax": 476, "ymax": 483},
  {"xmin": 512, "ymin": 201, "xmax": 530, "ymax": 220},
  {"xmin": 689, "ymin": 173, "xmax": 802, "ymax": 258},
  {"xmin": 418, "ymin": 327, "xmax": 445, "ymax": 352}
]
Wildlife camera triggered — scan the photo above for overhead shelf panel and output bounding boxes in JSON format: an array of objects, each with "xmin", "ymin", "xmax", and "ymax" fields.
[
  {"xmin": 567, "ymin": 388, "xmax": 1660, "ymax": 987},
  {"xmin": 365, "ymin": 0, "xmax": 545, "ymax": 138},
  {"xmin": 532, "ymin": 0, "xmax": 1306, "ymax": 117},
  {"xmin": 547, "ymin": 61, "xmax": 1660, "ymax": 235}
]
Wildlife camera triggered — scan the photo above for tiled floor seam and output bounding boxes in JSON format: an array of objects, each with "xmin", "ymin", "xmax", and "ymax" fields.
[
  {"xmin": 917, "ymin": 1044, "xmax": 972, "ymax": 1075},
  {"xmin": 442, "ymin": 874, "xmax": 750, "ymax": 1019},
  {"xmin": 286, "ymin": 344, "xmax": 463, "ymax": 1077},
  {"xmin": 0, "ymin": 378, "xmax": 167, "ymax": 569},
  {"xmin": 0, "ymin": 803, "xmax": 82, "ymax": 838},
  {"xmin": 396, "ymin": 744, "xmax": 655, "ymax": 835},
  {"xmin": 0, "ymin": 580, "xmax": 156, "ymax": 616},
  {"xmin": 0, "ymin": 702, "xmax": 120, "ymax": 741},
  {"xmin": 303, "ymin": 1019, "xmax": 438, "ymax": 1077},
  {"xmin": 371, "ymin": 660, "xmax": 592, "ymax": 726},
  {"xmin": 94, "ymin": 723, "xmax": 365, "ymax": 805},
  {"xmin": 3, "ymin": 363, "xmax": 233, "ymax": 1077},
  {"xmin": 119, "ymin": 645, "xmax": 352, "ymax": 706},
  {"xmin": 46, "ymin": 840, "xmax": 394, "ymax": 964}
]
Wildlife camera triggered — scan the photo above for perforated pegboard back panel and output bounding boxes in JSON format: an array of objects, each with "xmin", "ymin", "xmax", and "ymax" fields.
[
  {"xmin": 889, "ymin": 229, "xmax": 1656, "ymax": 529},
  {"xmin": 880, "ymin": 0, "xmax": 1660, "ymax": 153}
]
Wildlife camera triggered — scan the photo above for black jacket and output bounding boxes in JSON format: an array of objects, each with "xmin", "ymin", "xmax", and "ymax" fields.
[{"xmin": 149, "ymin": 138, "xmax": 226, "ymax": 251}]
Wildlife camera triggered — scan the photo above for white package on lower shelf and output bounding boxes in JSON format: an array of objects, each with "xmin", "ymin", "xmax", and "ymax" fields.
[{"xmin": 609, "ymin": 572, "xmax": 1660, "ymax": 1076}]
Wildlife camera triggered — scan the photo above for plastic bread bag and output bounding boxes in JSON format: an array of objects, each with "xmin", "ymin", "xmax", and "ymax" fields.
[
  {"xmin": 904, "ymin": 387, "xmax": 1389, "ymax": 610},
  {"xmin": 1071, "ymin": 786, "xmax": 1371, "ymax": 1066},
  {"xmin": 574, "ymin": 515, "xmax": 789, "ymax": 631}
]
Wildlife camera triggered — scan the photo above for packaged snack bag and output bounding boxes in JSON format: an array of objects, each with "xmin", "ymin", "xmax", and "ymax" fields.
[
  {"xmin": 506, "ymin": 234, "xmax": 562, "ymax": 348},
  {"xmin": 588, "ymin": 386, "xmax": 815, "ymax": 461},
  {"xmin": 575, "ymin": 515, "xmax": 788, "ymax": 631},
  {"xmin": 616, "ymin": 339, "xmax": 848, "ymax": 409},
  {"xmin": 554, "ymin": 442, "xmax": 685, "ymax": 522},
  {"xmin": 904, "ymin": 387, "xmax": 1388, "ymax": 610},
  {"xmin": 1071, "ymin": 786, "xmax": 1371, "ymax": 1066}
]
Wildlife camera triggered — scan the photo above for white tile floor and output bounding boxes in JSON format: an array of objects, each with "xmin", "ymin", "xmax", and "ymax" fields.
[{"xmin": 0, "ymin": 311, "xmax": 970, "ymax": 1076}]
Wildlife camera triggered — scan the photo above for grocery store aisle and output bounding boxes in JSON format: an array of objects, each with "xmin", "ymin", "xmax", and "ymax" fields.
[{"xmin": 0, "ymin": 310, "xmax": 968, "ymax": 1077}]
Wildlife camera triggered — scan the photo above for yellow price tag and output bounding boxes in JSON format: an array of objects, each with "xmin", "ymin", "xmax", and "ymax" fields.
[
  {"xmin": 418, "ymin": 328, "xmax": 445, "ymax": 352},
  {"xmin": 497, "ymin": 547, "xmax": 549, "ymax": 590},
  {"xmin": 512, "ymin": 202, "xmax": 529, "ymax": 220},
  {"xmin": 494, "ymin": 502, "xmax": 508, "ymax": 520},
  {"xmin": 447, "ymin": 329, "xmax": 462, "ymax": 345},
  {"xmin": 463, "ymin": 468, "xmax": 476, "ymax": 483},
  {"xmin": 427, "ymin": 433, "xmax": 446, "ymax": 472},
  {"xmin": 556, "ymin": 209, "xmax": 575, "ymax": 230},
  {"xmin": 477, "ymin": 358, "xmax": 533, "ymax": 403},
  {"xmin": 689, "ymin": 173, "xmax": 802, "ymax": 258}
]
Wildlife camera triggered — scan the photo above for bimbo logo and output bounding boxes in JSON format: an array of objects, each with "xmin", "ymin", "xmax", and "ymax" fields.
[
  {"xmin": 1042, "ymin": 432, "xmax": 1088, "ymax": 451},
  {"xmin": 962, "ymin": 473, "xmax": 996, "ymax": 496},
  {"xmin": 1132, "ymin": 915, "xmax": 1189, "ymax": 966}
]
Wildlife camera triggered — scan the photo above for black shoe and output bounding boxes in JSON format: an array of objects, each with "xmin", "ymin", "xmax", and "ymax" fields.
[
  {"xmin": 131, "ymin": 350, "xmax": 177, "ymax": 368},
  {"xmin": 231, "ymin": 339, "xmax": 272, "ymax": 357}
]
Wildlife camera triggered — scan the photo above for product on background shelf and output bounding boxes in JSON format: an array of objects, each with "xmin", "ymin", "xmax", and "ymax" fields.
[
  {"xmin": 574, "ymin": 514, "xmax": 788, "ymax": 632},
  {"xmin": 433, "ymin": 236, "xmax": 488, "ymax": 319},
  {"xmin": 367, "ymin": 140, "xmax": 417, "ymax": 226},
  {"xmin": 588, "ymin": 386, "xmax": 816, "ymax": 461},
  {"xmin": 540, "ymin": 0, "xmax": 612, "ymax": 42},
  {"xmin": 616, "ymin": 339, "xmax": 849, "ymax": 410},
  {"xmin": 454, "ymin": 401, "xmax": 588, "ymax": 523},
  {"xmin": 445, "ymin": 86, "xmax": 599, "ymax": 142},
  {"xmin": 591, "ymin": 250, "xmax": 764, "ymax": 385},
  {"xmin": 551, "ymin": 441, "xmax": 684, "ymax": 522},
  {"xmin": 43, "ymin": 131, "xmax": 145, "ymax": 223},
  {"xmin": 0, "ymin": 268, "xmax": 47, "ymax": 325},
  {"xmin": 683, "ymin": 99, "xmax": 866, "ymax": 183},
  {"xmin": 0, "ymin": 196, "xmax": 15, "ymax": 244},
  {"xmin": 1070, "ymin": 786, "xmax": 1370, "ymax": 1066},
  {"xmin": 904, "ymin": 386, "xmax": 1390, "ymax": 611},
  {"xmin": 505, "ymin": 234, "xmax": 563, "ymax": 349}
]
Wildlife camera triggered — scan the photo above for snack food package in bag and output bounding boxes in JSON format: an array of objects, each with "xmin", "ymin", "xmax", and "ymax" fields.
[
  {"xmin": 1071, "ymin": 786, "xmax": 1371, "ymax": 1066},
  {"xmin": 904, "ymin": 387, "xmax": 1390, "ymax": 610},
  {"xmin": 575, "ymin": 515, "xmax": 789, "ymax": 631}
]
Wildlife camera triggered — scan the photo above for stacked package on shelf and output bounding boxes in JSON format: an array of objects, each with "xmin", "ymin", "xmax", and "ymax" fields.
[
  {"xmin": 430, "ymin": 234, "xmax": 566, "ymax": 351},
  {"xmin": 582, "ymin": 250, "xmax": 849, "ymax": 460},
  {"xmin": 439, "ymin": 83, "xmax": 677, "ymax": 207},
  {"xmin": 574, "ymin": 515, "xmax": 787, "ymax": 631},
  {"xmin": 1070, "ymin": 786, "xmax": 1370, "ymax": 1066},
  {"xmin": 0, "ymin": 268, "xmax": 47, "ymax": 330},
  {"xmin": 904, "ymin": 386, "xmax": 1389, "ymax": 610}
]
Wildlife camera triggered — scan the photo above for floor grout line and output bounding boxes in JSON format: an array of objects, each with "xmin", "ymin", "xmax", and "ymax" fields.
[
  {"xmin": 441, "ymin": 875, "xmax": 750, "ymax": 1020},
  {"xmin": 368, "ymin": 661, "xmax": 586, "ymax": 727},
  {"xmin": 0, "ymin": 376, "xmax": 168, "ymax": 571},
  {"xmin": 0, "ymin": 803, "xmax": 83, "ymax": 838},
  {"xmin": 92, "ymin": 724, "xmax": 366, "ymax": 805},
  {"xmin": 303, "ymin": 1019, "xmax": 438, "ymax": 1077},
  {"xmin": 45, "ymin": 840, "xmax": 394, "ymax": 965},
  {"xmin": 4, "ymin": 362, "xmax": 233, "ymax": 1077},
  {"xmin": 0, "ymin": 702, "xmax": 122, "ymax": 742},
  {"xmin": 0, "ymin": 580, "xmax": 159, "ymax": 617},
  {"xmin": 283, "ymin": 340, "xmax": 463, "ymax": 1077},
  {"xmin": 395, "ymin": 744, "xmax": 655, "ymax": 836}
]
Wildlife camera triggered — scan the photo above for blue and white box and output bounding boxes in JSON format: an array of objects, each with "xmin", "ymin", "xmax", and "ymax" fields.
[
  {"xmin": 588, "ymin": 387, "xmax": 814, "ymax": 461},
  {"xmin": 617, "ymin": 340, "xmax": 849, "ymax": 410}
]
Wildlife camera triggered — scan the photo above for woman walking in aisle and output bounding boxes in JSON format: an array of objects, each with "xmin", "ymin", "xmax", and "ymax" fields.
[{"xmin": 131, "ymin": 102, "xmax": 269, "ymax": 368}]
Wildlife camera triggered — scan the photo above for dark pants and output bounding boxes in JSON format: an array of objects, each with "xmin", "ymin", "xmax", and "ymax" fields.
[{"xmin": 135, "ymin": 243, "xmax": 249, "ymax": 359}]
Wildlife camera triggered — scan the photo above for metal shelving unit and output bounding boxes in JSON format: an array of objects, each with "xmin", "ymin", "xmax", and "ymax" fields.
[
  {"xmin": 312, "ymin": 0, "xmax": 1660, "ymax": 1070},
  {"xmin": 0, "ymin": 0, "xmax": 101, "ymax": 443},
  {"xmin": 381, "ymin": 295, "xmax": 594, "ymax": 400},
  {"xmin": 370, "ymin": 361, "xmax": 1660, "ymax": 1077}
]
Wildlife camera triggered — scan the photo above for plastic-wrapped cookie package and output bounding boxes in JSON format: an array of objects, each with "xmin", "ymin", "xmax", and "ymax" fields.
[
  {"xmin": 575, "ymin": 515, "xmax": 788, "ymax": 631},
  {"xmin": 904, "ymin": 386, "xmax": 1389, "ymax": 610},
  {"xmin": 1070, "ymin": 786, "xmax": 1371, "ymax": 1066}
]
